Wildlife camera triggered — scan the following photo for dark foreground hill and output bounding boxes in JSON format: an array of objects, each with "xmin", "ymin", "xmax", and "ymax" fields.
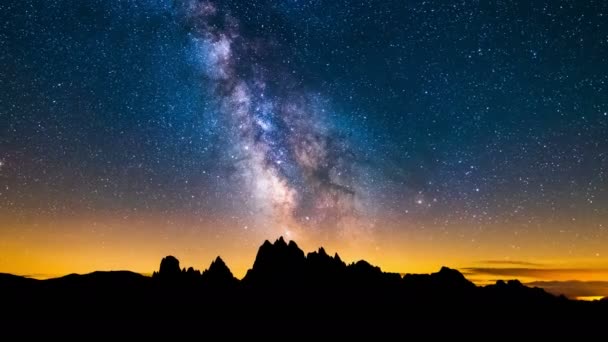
[{"xmin": 1, "ymin": 237, "xmax": 606, "ymax": 337}]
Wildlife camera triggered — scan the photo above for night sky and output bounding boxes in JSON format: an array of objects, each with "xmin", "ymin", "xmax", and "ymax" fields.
[{"xmin": 1, "ymin": 0, "xmax": 607, "ymax": 298}]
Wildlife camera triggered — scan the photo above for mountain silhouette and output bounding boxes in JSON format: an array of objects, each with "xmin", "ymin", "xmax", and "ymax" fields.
[
  {"xmin": 153, "ymin": 255, "xmax": 181, "ymax": 280},
  {"xmin": 0, "ymin": 237, "xmax": 606, "ymax": 337},
  {"xmin": 243, "ymin": 237, "xmax": 306, "ymax": 286},
  {"xmin": 202, "ymin": 256, "xmax": 237, "ymax": 287}
]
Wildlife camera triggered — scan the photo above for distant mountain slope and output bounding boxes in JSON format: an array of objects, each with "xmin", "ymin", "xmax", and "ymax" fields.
[{"xmin": 0, "ymin": 237, "xmax": 605, "ymax": 337}]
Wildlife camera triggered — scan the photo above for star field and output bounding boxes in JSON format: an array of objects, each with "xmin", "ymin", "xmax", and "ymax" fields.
[{"xmin": 1, "ymin": 0, "xmax": 607, "ymax": 285}]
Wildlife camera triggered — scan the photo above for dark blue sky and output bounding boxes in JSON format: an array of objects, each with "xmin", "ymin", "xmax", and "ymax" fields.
[{"xmin": 1, "ymin": 0, "xmax": 607, "ymax": 242}]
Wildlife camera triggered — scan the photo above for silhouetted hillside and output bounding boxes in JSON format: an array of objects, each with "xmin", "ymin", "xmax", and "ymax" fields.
[{"xmin": 0, "ymin": 237, "xmax": 605, "ymax": 337}]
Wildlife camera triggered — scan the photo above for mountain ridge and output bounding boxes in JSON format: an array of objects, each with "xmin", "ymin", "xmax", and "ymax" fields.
[
  {"xmin": 1, "ymin": 237, "xmax": 600, "ymax": 300},
  {"xmin": 1, "ymin": 237, "xmax": 606, "ymax": 337}
]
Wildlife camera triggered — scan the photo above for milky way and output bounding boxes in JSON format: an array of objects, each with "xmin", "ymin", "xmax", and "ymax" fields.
[
  {"xmin": 177, "ymin": 1, "xmax": 371, "ymax": 241},
  {"xmin": 2, "ymin": 0, "xmax": 607, "ymax": 286}
]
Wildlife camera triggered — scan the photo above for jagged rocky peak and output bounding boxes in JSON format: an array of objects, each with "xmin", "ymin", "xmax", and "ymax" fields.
[
  {"xmin": 307, "ymin": 246, "xmax": 338, "ymax": 264},
  {"xmin": 307, "ymin": 247, "xmax": 328, "ymax": 258},
  {"xmin": 158, "ymin": 255, "xmax": 181, "ymax": 277},
  {"xmin": 211, "ymin": 256, "xmax": 227, "ymax": 268},
  {"xmin": 243, "ymin": 236, "xmax": 307, "ymax": 284},
  {"xmin": 256, "ymin": 237, "xmax": 305, "ymax": 260},
  {"xmin": 334, "ymin": 253, "xmax": 342, "ymax": 263},
  {"xmin": 185, "ymin": 267, "xmax": 201, "ymax": 277},
  {"xmin": 287, "ymin": 239, "xmax": 299, "ymax": 249},
  {"xmin": 202, "ymin": 256, "xmax": 236, "ymax": 285},
  {"xmin": 276, "ymin": 236, "xmax": 287, "ymax": 247},
  {"xmin": 207, "ymin": 256, "xmax": 233, "ymax": 277}
]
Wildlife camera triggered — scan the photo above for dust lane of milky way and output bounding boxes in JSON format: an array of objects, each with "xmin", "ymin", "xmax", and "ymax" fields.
[{"xmin": 177, "ymin": 0, "xmax": 374, "ymax": 242}]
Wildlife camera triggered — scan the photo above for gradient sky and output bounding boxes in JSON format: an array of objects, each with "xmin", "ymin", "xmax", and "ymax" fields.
[{"xmin": 1, "ymin": 0, "xmax": 607, "ymax": 298}]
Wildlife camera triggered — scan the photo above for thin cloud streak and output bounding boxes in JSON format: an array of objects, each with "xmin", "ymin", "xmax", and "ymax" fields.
[
  {"xmin": 477, "ymin": 260, "xmax": 545, "ymax": 267},
  {"xmin": 463, "ymin": 267, "xmax": 608, "ymax": 279},
  {"xmin": 526, "ymin": 281, "xmax": 608, "ymax": 299},
  {"xmin": 463, "ymin": 266, "xmax": 608, "ymax": 299}
]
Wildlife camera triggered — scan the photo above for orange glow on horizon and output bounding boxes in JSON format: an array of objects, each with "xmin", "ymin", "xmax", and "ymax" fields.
[{"xmin": 2, "ymin": 209, "xmax": 608, "ymax": 299}]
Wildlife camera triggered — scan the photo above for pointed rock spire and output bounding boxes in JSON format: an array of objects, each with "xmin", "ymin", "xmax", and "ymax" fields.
[{"xmin": 202, "ymin": 256, "xmax": 236, "ymax": 286}]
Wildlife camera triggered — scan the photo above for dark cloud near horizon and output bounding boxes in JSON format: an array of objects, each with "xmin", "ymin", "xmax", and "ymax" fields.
[
  {"xmin": 463, "ymin": 265, "xmax": 608, "ymax": 298},
  {"xmin": 477, "ymin": 260, "xmax": 545, "ymax": 267},
  {"xmin": 527, "ymin": 280, "xmax": 608, "ymax": 299},
  {"xmin": 464, "ymin": 267, "xmax": 608, "ymax": 279}
]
